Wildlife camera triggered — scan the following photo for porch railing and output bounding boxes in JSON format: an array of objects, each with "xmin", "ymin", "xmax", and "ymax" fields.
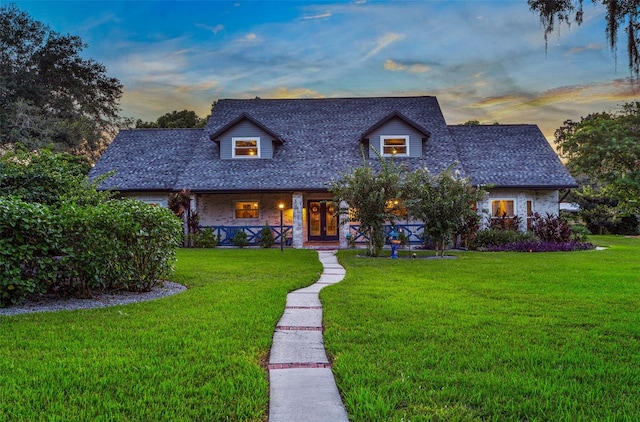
[
  {"xmin": 201, "ymin": 225, "xmax": 293, "ymax": 246},
  {"xmin": 200, "ymin": 224, "xmax": 425, "ymax": 247},
  {"xmin": 349, "ymin": 224, "xmax": 427, "ymax": 246}
]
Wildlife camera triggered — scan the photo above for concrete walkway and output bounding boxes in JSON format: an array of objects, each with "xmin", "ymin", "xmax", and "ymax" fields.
[{"xmin": 268, "ymin": 250, "xmax": 349, "ymax": 422}]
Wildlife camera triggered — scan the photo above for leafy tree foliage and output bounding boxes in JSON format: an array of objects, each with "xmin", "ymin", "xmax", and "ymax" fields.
[
  {"xmin": 529, "ymin": 0, "xmax": 640, "ymax": 77},
  {"xmin": 0, "ymin": 148, "xmax": 112, "ymax": 206},
  {"xmin": 569, "ymin": 182, "xmax": 639, "ymax": 234},
  {"xmin": 0, "ymin": 4, "xmax": 123, "ymax": 159},
  {"xmin": 330, "ymin": 151, "xmax": 404, "ymax": 256},
  {"xmin": 555, "ymin": 101, "xmax": 640, "ymax": 215},
  {"xmin": 404, "ymin": 165, "xmax": 487, "ymax": 257},
  {"xmin": 135, "ymin": 110, "xmax": 208, "ymax": 128}
]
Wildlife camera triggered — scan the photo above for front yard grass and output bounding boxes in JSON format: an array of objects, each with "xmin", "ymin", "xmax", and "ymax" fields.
[
  {"xmin": 322, "ymin": 235, "xmax": 640, "ymax": 421},
  {"xmin": 0, "ymin": 249, "xmax": 321, "ymax": 422}
]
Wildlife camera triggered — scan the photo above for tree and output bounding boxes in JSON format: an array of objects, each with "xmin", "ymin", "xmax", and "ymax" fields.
[
  {"xmin": 462, "ymin": 120, "xmax": 481, "ymax": 126},
  {"xmin": 404, "ymin": 165, "xmax": 487, "ymax": 257},
  {"xmin": 135, "ymin": 110, "xmax": 208, "ymax": 128},
  {"xmin": 528, "ymin": 0, "xmax": 640, "ymax": 77},
  {"xmin": 554, "ymin": 101, "xmax": 640, "ymax": 215},
  {"xmin": 0, "ymin": 4, "xmax": 123, "ymax": 160},
  {"xmin": 329, "ymin": 151, "xmax": 405, "ymax": 256}
]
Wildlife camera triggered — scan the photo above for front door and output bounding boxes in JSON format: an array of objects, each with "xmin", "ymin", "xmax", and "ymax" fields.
[{"xmin": 307, "ymin": 201, "xmax": 338, "ymax": 241}]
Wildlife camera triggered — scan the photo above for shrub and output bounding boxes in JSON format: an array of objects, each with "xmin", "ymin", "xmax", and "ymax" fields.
[
  {"xmin": 470, "ymin": 228, "xmax": 536, "ymax": 249},
  {"xmin": 488, "ymin": 214, "xmax": 522, "ymax": 231},
  {"xmin": 194, "ymin": 227, "xmax": 219, "ymax": 248},
  {"xmin": 233, "ymin": 230, "xmax": 248, "ymax": 248},
  {"xmin": 530, "ymin": 212, "xmax": 573, "ymax": 242},
  {"xmin": 1, "ymin": 198, "xmax": 183, "ymax": 306},
  {"xmin": 56, "ymin": 200, "xmax": 182, "ymax": 294},
  {"xmin": 103, "ymin": 200, "xmax": 183, "ymax": 292},
  {"xmin": 259, "ymin": 223, "xmax": 275, "ymax": 248},
  {"xmin": 571, "ymin": 224, "xmax": 591, "ymax": 242},
  {"xmin": 0, "ymin": 198, "xmax": 60, "ymax": 307},
  {"xmin": 487, "ymin": 240, "xmax": 595, "ymax": 252}
]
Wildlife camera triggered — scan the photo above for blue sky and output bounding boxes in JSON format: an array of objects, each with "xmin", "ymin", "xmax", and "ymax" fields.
[{"xmin": 6, "ymin": 0, "xmax": 640, "ymax": 140}]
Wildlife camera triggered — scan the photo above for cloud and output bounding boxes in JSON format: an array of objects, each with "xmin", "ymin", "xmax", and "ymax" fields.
[
  {"xmin": 472, "ymin": 79, "xmax": 640, "ymax": 112},
  {"xmin": 298, "ymin": 12, "xmax": 332, "ymax": 21},
  {"xmin": 261, "ymin": 87, "xmax": 325, "ymax": 99},
  {"xmin": 196, "ymin": 23, "xmax": 224, "ymax": 34},
  {"xmin": 384, "ymin": 59, "xmax": 431, "ymax": 73},
  {"xmin": 238, "ymin": 33, "xmax": 258, "ymax": 42},
  {"xmin": 362, "ymin": 32, "xmax": 405, "ymax": 60},
  {"xmin": 78, "ymin": 13, "xmax": 121, "ymax": 33},
  {"xmin": 175, "ymin": 81, "xmax": 219, "ymax": 93},
  {"xmin": 384, "ymin": 60, "xmax": 406, "ymax": 71},
  {"xmin": 568, "ymin": 42, "xmax": 605, "ymax": 55}
]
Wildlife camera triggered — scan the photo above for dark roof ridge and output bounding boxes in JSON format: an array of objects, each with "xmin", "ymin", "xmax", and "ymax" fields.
[
  {"xmin": 216, "ymin": 95, "xmax": 436, "ymax": 102},
  {"xmin": 448, "ymin": 123, "xmax": 538, "ymax": 127},
  {"xmin": 209, "ymin": 111, "xmax": 284, "ymax": 143},
  {"xmin": 361, "ymin": 110, "xmax": 431, "ymax": 141},
  {"xmin": 119, "ymin": 127, "xmax": 204, "ymax": 132}
]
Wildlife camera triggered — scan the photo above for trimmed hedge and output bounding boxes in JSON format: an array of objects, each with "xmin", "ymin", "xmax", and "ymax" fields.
[{"xmin": 0, "ymin": 198, "xmax": 182, "ymax": 307}]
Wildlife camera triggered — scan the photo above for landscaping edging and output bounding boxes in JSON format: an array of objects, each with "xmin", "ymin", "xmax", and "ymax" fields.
[{"xmin": 0, "ymin": 281, "xmax": 186, "ymax": 317}]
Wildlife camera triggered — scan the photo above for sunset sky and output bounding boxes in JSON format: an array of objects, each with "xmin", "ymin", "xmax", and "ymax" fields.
[{"xmin": 8, "ymin": 0, "xmax": 640, "ymax": 141}]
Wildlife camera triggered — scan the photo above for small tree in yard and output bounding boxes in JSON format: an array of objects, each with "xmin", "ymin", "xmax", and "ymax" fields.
[
  {"xmin": 259, "ymin": 222, "xmax": 275, "ymax": 248},
  {"xmin": 405, "ymin": 164, "xmax": 487, "ymax": 257},
  {"xmin": 329, "ymin": 150, "xmax": 405, "ymax": 256}
]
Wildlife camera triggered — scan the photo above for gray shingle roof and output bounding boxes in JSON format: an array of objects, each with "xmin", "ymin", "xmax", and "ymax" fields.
[
  {"xmin": 90, "ymin": 128, "xmax": 204, "ymax": 191},
  {"xmin": 90, "ymin": 97, "xmax": 576, "ymax": 192},
  {"xmin": 178, "ymin": 96, "xmax": 459, "ymax": 191},
  {"xmin": 449, "ymin": 124, "xmax": 577, "ymax": 188}
]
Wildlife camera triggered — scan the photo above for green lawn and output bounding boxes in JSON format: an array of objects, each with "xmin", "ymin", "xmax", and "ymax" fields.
[
  {"xmin": 0, "ymin": 249, "xmax": 322, "ymax": 422},
  {"xmin": 322, "ymin": 236, "xmax": 640, "ymax": 421},
  {"xmin": 2, "ymin": 239, "xmax": 639, "ymax": 421}
]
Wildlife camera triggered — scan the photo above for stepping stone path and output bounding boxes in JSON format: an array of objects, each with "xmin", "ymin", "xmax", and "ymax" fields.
[{"xmin": 268, "ymin": 250, "xmax": 349, "ymax": 422}]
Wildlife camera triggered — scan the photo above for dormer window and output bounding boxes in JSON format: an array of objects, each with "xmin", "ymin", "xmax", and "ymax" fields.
[
  {"xmin": 381, "ymin": 135, "xmax": 409, "ymax": 157},
  {"xmin": 233, "ymin": 137, "xmax": 261, "ymax": 158}
]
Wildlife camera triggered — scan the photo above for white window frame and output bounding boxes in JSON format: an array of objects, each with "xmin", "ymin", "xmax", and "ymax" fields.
[
  {"xmin": 234, "ymin": 200, "xmax": 260, "ymax": 220},
  {"xmin": 232, "ymin": 137, "xmax": 261, "ymax": 158},
  {"xmin": 380, "ymin": 135, "xmax": 410, "ymax": 157}
]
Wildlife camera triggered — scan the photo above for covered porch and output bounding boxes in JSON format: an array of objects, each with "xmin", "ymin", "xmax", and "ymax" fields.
[{"xmin": 192, "ymin": 191, "xmax": 350, "ymax": 248}]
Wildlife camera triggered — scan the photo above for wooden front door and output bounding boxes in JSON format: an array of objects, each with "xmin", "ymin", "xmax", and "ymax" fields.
[{"xmin": 307, "ymin": 201, "xmax": 338, "ymax": 241}]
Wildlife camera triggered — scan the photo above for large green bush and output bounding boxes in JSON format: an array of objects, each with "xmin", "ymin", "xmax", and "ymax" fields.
[
  {"xmin": 56, "ymin": 200, "xmax": 182, "ymax": 295},
  {"xmin": 0, "ymin": 198, "xmax": 60, "ymax": 306},
  {"xmin": 0, "ymin": 198, "xmax": 182, "ymax": 307}
]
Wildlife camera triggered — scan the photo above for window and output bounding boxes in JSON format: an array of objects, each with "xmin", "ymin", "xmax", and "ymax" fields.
[
  {"xmin": 526, "ymin": 200, "xmax": 534, "ymax": 230},
  {"xmin": 232, "ymin": 137, "xmax": 260, "ymax": 158},
  {"xmin": 380, "ymin": 135, "xmax": 409, "ymax": 156},
  {"xmin": 385, "ymin": 199, "xmax": 407, "ymax": 217},
  {"xmin": 235, "ymin": 201, "xmax": 259, "ymax": 219},
  {"xmin": 491, "ymin": 200, "xmax": 514, "ymax": 217},
  {"xmin": 490, "ymin": 199, "xmax": 518, "ymax": 230}
]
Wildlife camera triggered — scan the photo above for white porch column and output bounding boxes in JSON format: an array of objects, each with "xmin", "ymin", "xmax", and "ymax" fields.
[
  {"xmin": 516, "ymin": 192, "xmax": 527, "ymax": 232},
  {"xmin": 292, "ymin": 192, "xmax": 304, "ymax": 248},
  {"xmin": 339, "ymin": 200, "xmax": 350, "ymax": 249}
]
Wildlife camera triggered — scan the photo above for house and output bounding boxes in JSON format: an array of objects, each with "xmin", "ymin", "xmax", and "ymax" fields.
[{"xmin": 90, "ymin": 96, "xmax": 577, "ymax": 248}]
